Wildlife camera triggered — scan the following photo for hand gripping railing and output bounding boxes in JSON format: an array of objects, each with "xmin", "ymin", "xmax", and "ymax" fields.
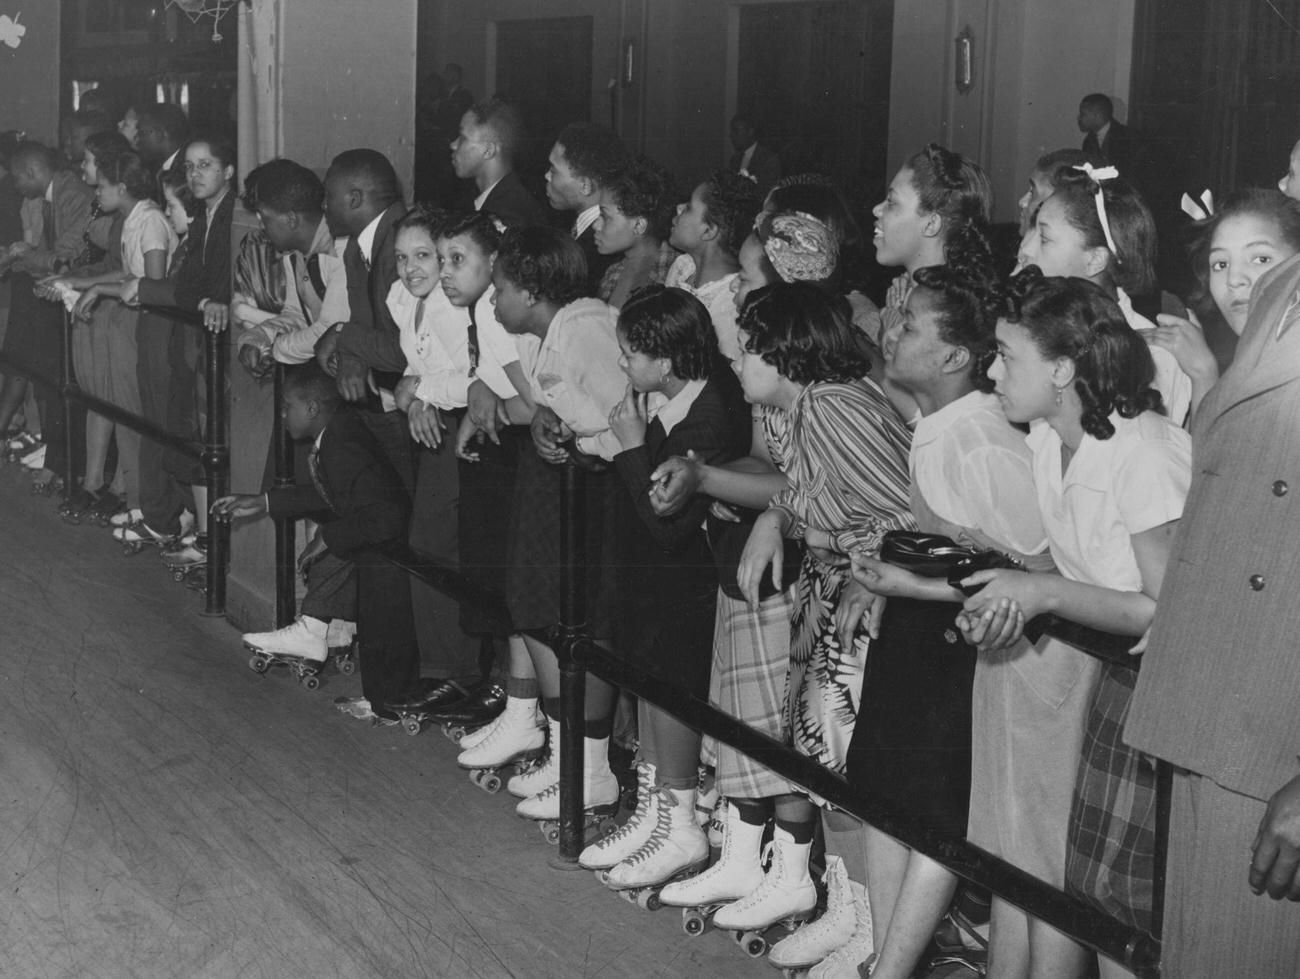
[{"xmin": 0, "ymin": 305, "xmax": 231, "ymax": 615}]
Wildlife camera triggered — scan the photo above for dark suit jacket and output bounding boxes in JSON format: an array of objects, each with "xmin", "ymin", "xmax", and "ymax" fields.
[
  {"xmin": 266, "ymin": 406, "xmax": 411, "ymax": 560},
  {"xmin": 18, "ymin": 169, "xmax": 94, "ymax": 275},
  {"xmin": 336, "ymin": 200, "xmax": 409, "ymax": 382},
  {"xmin": 576, "ymin": 223, "xmax": 618, "ymax": 298},
  {"xmin": 138, "ymin": 190, "xmax": 235, "ymax": 312},
  {"xmin": 480, "ymin": 171, "xmax": 550, "ymax": 229},
  {"xmin": 728, "ymin": 141, "xmax": 782, "ymax": 194},
  {"xmin": 1126, "ymin": 253, "xmax": 1300, "ymax": 801},
  {"xmin": 1083, "ymin": 120, "xmax": 1136, "ymax": 174}
]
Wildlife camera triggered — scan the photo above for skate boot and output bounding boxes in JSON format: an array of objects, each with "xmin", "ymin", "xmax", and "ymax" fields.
[
  {"xmin": 4, "ymin": 431, "xmax": 41, "ymax": 463},
  {"xmin": 516, "ymin": 731, "xmax": 621, "ymax": 845},
  {"xmin": 710, "ymin": 827, "xmax": 818, "ymax": 957},
  {"xmin": 326, "ymin": 619, "xmax": 357, "ymax": 675},
  {"xmin": 459, "ymin": 692, "xmax": 539, "ymax": 751},
  {"xmin": 507, "ymin": 716, "xmax": 559, "ymax": 798},
  {"xmin": 88, "ymin": 488, "xmax": 126, "ymax": 527},
  {"xmin": 423, "ymin": 682, "xmax": 506, "ymax": 740},
  {"xmin": 163, "ymin": 533, "xmax": 206, "ymax": 572},
  {"xmin": 706, "ymin": 792, "xmax": 727, "ymax": 848},
  {"xmin": 769, "ymin": 855, "xmax": 861, "ymax": 972},
  {"xmin": 58, "ymin": 485, "xmax": 98, "ymax": 524},
  {"xmin": 109, "ymin": 507, "xmax": 145, "ymax": 530},
  {"xmin": 579, "ymin": 761, "xmax": 659, "ymax": 873},
  {"xmin": 604, "ymin": 786, "xmax": 710, "ymax": 905},
  {"xmin": 695, "ymin": 766, "xmax": 719, "ymax": 830},
  {"xmin": 22, "ymin": 445, "xmax": 47, "ymax": 471},
  {"xmin": 244, "ymin": 615, "xmax": 329, "ymax": 690},
  {"xmin": 456, "ymin": 695, "xmax": 546, "ymax": 793},
  {"xmin": 114, "ymin": 519, "xmax": 174, "ymax": 555},
  {"xmin": 807, "ymin": 875, "xmax": 874, "ymax": 979},
  {"xmin": 660, "ymin": 802, "xmax": 767, "ymax": 935}
]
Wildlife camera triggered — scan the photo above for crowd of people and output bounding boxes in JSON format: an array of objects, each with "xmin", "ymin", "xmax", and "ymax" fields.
[{"xmin": 1, "ymin": 90, "xmax": 1299, "ymax": 979}]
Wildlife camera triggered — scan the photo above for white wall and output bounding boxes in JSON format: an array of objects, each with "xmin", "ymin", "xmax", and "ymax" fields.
[{"xmin": 0, "ymin": 2, "xmax": 61, "ymax": 143}]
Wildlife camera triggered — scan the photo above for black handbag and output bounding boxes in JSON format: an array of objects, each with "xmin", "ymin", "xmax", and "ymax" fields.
[
  {"xmin": 707, "ymin": 507, "xmax": 804, "ymax": 602},
  {"xmin": 879, "ymin": 530, "xmax": 1019, "ymax": 597}
]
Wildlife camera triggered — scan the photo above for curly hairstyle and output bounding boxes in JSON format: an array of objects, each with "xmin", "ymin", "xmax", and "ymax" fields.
[
  {"xmin": 94, "ymin": 148, "xmax": 156, "ymax": 203},
  {"xmin": 241, "ymin": 158, "xmax": 325, "ymax": 215},
  {"xmin": 429, "ymin": 208, "xmax": 503, "ymax": 256},
  {"xmin": 992, "ymin": 267, "xmax": 1162, "ymax": 439},
  {"xmin": 906, "ymin": 143, "xmax": 996, "ymax": 280},
  {"xmin": 1185, "ymin": 188, "xmax": 1300, "ymax": 308},
  {"xmin": 603, "ymin": 156, "xmax": 678, "ymax": 242},
  {"xmin": 555, "ymin": 121, "xmax": 631, "ymax": 187},
  {"xmin": 617, "ymin": 284, "xmax": 718, "ymax": 381},
  {"xmin": 496, "ymin": 225, "xmax": 588, "ymax": 306},
  {"xmin": 699, "ymin": 169, "xmax": 764, "ymax": 256},
  {"xmin": 1050, "ymin": 166, "xmax": 1157, "ymax": 297},
  {"xmin": 393, "ymin": 201, "xmax": 451, "ymax": 241},
  {"xmin": 911, "ymin": 264, "xmax": 998, "ymax": 392},
  {"xmin": 739, "ymin": 282, "xmax": 868, "ymax": 384},
  {"xmin": 83, "ymin": 130, "xmax": 132, "ymax": 164}
]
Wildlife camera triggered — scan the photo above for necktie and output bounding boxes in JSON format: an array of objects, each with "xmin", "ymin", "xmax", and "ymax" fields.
[
  {"xmin": 466, "ymin": 301, "xmax": 479, "ymax": 379},
  {"xmin": 307, "ymin": 442, "xmax": 334, "ymax": 511}
]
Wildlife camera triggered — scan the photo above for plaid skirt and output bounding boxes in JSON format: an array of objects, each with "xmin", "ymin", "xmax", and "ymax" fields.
[
  {"xmin": 1064, "ymin": 663, "xmax": 1157, "ymax": 936},
  {"xmin": 702, "ymin": 587, "xmax": 800, "ymax": 798}
]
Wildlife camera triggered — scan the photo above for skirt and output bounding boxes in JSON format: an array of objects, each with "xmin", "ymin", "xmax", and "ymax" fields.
[
  {"xmin": 786, "ymin": 555, "xmax": 869, "ymax": 778},
  {"xmin": 458, "ymin": 424, "xmax": 524, "ymax": 638},
  {"xmin": 504, "ymin": 443, "xmax": 620, "ymax": 638},
  {"xmin": 1064, "ymin": 663, "xmax": 1157, "ymax": 936},
  {"xmin": 846, "ymin": 596, "xmax": 977, "ymax": 839},
  {"xmin": 702, "ymin": 587, "xmax": 800, "ymax": 799}
]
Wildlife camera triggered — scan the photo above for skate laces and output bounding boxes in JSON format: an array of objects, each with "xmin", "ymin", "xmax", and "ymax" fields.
[
  {"xmin": 591, "ymin": 768, "xmax": 655, "ymax": 851},
  {"xmin": 619, "ymin": 788, "xmax": 674, "ymax": 865}
]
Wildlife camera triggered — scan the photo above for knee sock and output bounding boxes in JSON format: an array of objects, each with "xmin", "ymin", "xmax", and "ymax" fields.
[
  {"xmin": 506, "ymin": 675, "xmax": 540, "ymax": 699},
  {"xmin": 822, "ymin": 808, "xmax": 870, "ymax": 884},
  {"xmin": 539, "ymin": 697, "xmax": 612, "ymax": 739},
  {"xmin": 775, "ymin": 814, "xmax": 816, "ymax": 844},
  {"xmin": 733, "ymin": 797, "xmax": 772, "ymax": 826}
]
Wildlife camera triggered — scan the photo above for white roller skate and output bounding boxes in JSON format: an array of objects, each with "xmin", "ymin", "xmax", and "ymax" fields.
[
  {"xmin": 456, "ymin": 695, "xmax": 546, "ymax": 793},
  {"xmin": 769, "ymin": 854, "xmax": 862, "ymax": 973},
  {"xmin": 506, "ymin": 716, "xmax": 559, "ymax": 798},
  {"xmin": 807, "ymin": 875, "xmax": 874, "ymax": 979},
  {"xmin": 710, "ymin": 826, "xmax": 818, "ymax": 957},
  {"xmin": 516, "ymin": 731, "xmax": 621, "ymax": 846},
  {"xmin": 326, "ymin": 619, "xmax": 357, "ymax": 675},
  {"xmin": 579, "ymin": 762, "xmax": 659, "ymax": 873},
  {"xmin": 243, "ymin": 615, "xmax": 329, "ymax": 689},
  {"xmin": 603, "ymin": 786, "xmax": 709, "ymax": 906},
  {"xmin": 660, "ymin": 801, "xmax": 766, "ymax": 935}
]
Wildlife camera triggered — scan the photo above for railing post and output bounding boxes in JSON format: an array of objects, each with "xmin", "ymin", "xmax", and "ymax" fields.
[
  {"xmin": 554, "ymin": 461, "xmax": 588, "ymax": 864},
  {"xmin": 272, "ymin": 363, "xmax": 296, "ymax": 627},
  {"xmin": 202, "ymin": 324, "xmax": 230, "ymax": 616},
  {"xmin": 60, "ymin": 309, "xmax": 75, "ymax": 498}
]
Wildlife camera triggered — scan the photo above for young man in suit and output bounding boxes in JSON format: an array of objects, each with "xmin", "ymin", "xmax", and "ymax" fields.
[
  {"xmin": 1125, "ymin": 253, "xmax": 1300, "ymax": 977},
  {"xmin": 544, "ymin": 122, "xmax": 630, "ymax": 295},
  {"xmin": 135, "ymin": 103, "xmax": 191, "ymax": 180},
  {"xmin": 213, "ymin": 363, "xmax": 420, "ymax": 720},
  {"xmin": 728, "ymin": 114, "xmax": 781, "ymax": 195},
  {"xmin": 450, "ymin": 98, "xmax": 549, "ymax": 230},
  {"xmin": 1077, "ymin": 93, "xmax": 1133, "ymax": 173}
]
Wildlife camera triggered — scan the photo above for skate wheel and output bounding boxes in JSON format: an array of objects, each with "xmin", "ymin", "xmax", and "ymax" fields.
[
  {"xmin": 682, "ymin": 909, "xmax": 706, "ymax": 936},
  {"xmin": 593, "ymin": 869, "xmax": 610, "ymax": 886},
  {"xmin": 442, "ymin": 724, "xmax": 466, "ymax": 742},
  {"xmin": 540, "ymin": 822, "xmax": 560, "ymax": 846},
  {"xmin": 402, "ymin": 718, "xmax": 421, "ymax": 737},
  {"xmin": 637, "ymin": 890, "xmax": 660, "ymax": 912},
  {"xmin": 480, "ymin": 773, "xmax": 501, "ymax": 794},
  {"xmin": 172, "ymin": 570, "xmax": 185, "ymax": 582},
  {"xmin": 248, "ymin": 655, "xmax": 269, "ymax": 674},
  {"xmin": 301, "ymin": 674, "xmax": 320, "ymax": 691},
  {"xmin": 597, "ymin": 817, "xmax": 619, "ymax": 839},
  {"xmin": 338, "ymin": 657, "xmax": 356, "ymax": 676},
  {"xmin": 736, "ymin": 931, "xmax": 767, "ymax": 958}
]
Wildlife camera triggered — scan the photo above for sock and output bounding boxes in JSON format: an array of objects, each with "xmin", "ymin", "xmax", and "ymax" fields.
[
  {"xmin": 583, "ymin": 714, "xmax": 613, "ymax": 740},
  {"xmin": 775, "ymin": 815, "xmax": 816, "ymax": 844},
  {"xmin": 732, "ymin": 797, "xmax": 772, "ymax": 826},
  {"xmin": 822, "ymin": 808, "xmax": 869, "ymax": 884},
  {"xmin": 506, "ymin": 675, "xmax": 540, "ymax": 699}
]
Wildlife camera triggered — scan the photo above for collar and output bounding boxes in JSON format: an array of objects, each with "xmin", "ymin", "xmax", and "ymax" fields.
[
  {"xmin": 313, "ymin": 427, "xmax": 326, "ymax": 451},
  {"xmin": 473, "ymin": 175, "xmax": 505, "ymax": 212},
  {"xmin": 1096, "ymin": 121, "xmax": 1112, "ymax": 144},
  {"xmin": 205, "ymin": 187, "xmax": 229, "ymax": 217},
  {"xmin": 912, "ymin": 389, "xmax": 995, "ymax": 447},
  {"xmin": 44, "ymin": 178, "xmax": 54, "ymax": 203},
  {"xmin": 357, "ymin": 211, "xmax": 384, "ymax": 262},
  {"xmin": 163, "ymin": 149, "xmax": 179, "ymax": 171},
  {"xmin": 573, "ymin": 204, "xmax": 600, "ymax": 240},
  {"xmin": 653, "ymin": 378, "xmax": 707, "ymax": 435}
]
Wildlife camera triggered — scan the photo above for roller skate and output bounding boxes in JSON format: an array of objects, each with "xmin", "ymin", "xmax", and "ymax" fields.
[
  {"xmin": 660, "ymin": 801, "xmax": 766, "ymax": 940},
  {"xmin": 422, "ymin": 681, "xmax": 506, "ymax": 741},
  {"xmin": 516, "ymin": 730, "xmax": 621, "ymax": 846},
  {"xmin": 506, "ymin": 716, "xmax": 559, "ymax": 798},
  {"xmin": 708, "ymin": 826, "xmax": 818, "ymax": 958},
  {"xmin": 769, "ymin": 855, "xmax": 870, "ymax": 977},
  {"xmin": 455, "ymin": 695, "xmax": 546, "ymax": 793},
  {"xmin": 162, "ymin": 534, "xmax": 206, "ymax": 581},
  {"xmin": 58, "ymin": 484, "xmax": 99, "ymax": 525},
  {"xmin": 242, "ymin": 615, "xmax": 329, "ymax": 690},
  {"xmin": 29, "ymin": 468, "xmax": 61, "ymax": 496},
  {"xmin": 383, "ymin": 677, "xmax": 475, "ymax": 737},
  {"xmin": 602, "ymin": 786, "xmax": 710, "ymax": 910},
  {"xmin": 87, "ymin": 488, "xmax": 126, "ymax": 527},
  {"xmin": 580, "ymin": 762, "xmax": 658, "ymax": 876},
  {"xmin": 4, "ymin": 431, "xmax": 41, "ymax": 464},
  {"xmin": 114, "ymin": 520, "xmax": 175, "ymax": 555},
  {"xmin": 915, "ymin": 885, "xmax": 989, "ymax": 977},
  {"xmin": 326, "ymin": 619, "xmax": 357, "ymax": 676},
  {"xmin": 805, "ymin": 885, "xmax": 874, "ymax": 979}
]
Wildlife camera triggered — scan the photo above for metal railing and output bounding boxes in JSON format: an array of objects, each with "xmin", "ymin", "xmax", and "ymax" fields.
[{"xmin": 0, "ymin": 303, "xmax": 231, "ymax": 615}]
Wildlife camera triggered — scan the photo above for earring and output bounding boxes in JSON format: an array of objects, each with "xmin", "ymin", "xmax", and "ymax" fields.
[{"xmin": 1054, "ymin": 386, "xmax": 1064, "ymax": 406}]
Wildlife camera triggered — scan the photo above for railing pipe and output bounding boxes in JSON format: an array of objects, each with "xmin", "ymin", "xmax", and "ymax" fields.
[
  {"xmin": 553, "ymin": 462, "xmax": 589, "ymax": 863},
  {"xmin": 271, "ymin": 364, "xmax": 297, "ymax": 627}
]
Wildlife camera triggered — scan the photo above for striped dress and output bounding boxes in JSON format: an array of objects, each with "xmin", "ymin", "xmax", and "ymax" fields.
[{"xmin": 770, "ymin": 378, "xmax": 914, "ymax": 776}]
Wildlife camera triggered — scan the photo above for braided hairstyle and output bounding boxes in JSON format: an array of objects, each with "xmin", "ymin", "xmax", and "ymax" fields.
[
  {"xmin": 911, "ymin": 263, "xmax": 998, "ymax": 392},
  {"xmin": 1050, "ymin": 166, "xmax": 1157, "ymax": 298},
  {"xmin": 992, "ymin": 267, "xmax": 1162, "ymax": 440},
  {"xmin": 906, "ymin": 143, "xmax": 995, "ymax": 279}
]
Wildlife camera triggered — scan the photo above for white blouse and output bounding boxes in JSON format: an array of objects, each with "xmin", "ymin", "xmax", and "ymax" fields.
[
  {"xmin": 119, "ymin": 200, "xmax": 176, "ymax": 279},
  {"xmin": 665, "ymin": 254, "xmax": 741, "ymax": 362},
  {"xmin": 1026, "ymin": 411, "xmax": 1191, "ymax": 591}
]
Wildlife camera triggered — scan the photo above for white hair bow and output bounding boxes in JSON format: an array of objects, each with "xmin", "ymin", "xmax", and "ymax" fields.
[
  {"xmin": 1073, "ymin": 163, "xmax": 1121, "ymax": 258},
  {"xmin": 1180, "ymin": 189, "xmax": 1215, "ymax": 222}
]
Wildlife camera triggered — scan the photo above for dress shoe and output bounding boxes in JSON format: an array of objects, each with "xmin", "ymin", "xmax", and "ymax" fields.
[
  {"xmin": 424, "ymin": 682, "xmax": 506, "ymax": 727},
  {"xmin": 384, "ymin": 677, "xmax": 473, "ymax": 713}
]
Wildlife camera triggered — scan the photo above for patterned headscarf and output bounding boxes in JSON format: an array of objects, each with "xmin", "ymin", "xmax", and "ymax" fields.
[{"xmin": 760, "ymin": 211, "xmax": 838, "ymax": 283}]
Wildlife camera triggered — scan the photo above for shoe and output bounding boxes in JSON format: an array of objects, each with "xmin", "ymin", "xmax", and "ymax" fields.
[
  {"xmin": 507, "ymin": 716, "xmax": 559, "ymax": 798},
  {"xmin": 326, "ymin": 618, "xmax": 356, "ymax": 649},
  {"xmin": 332, "ymin": 695, "xmax": 398, "ymax": 724},
  {"xmin": 21, "ymin": 445, "xmax": 46, "ymax": 469},
  {"xmin": 456, "ymin": 696, "xmax": 545, "ymax": 768},
  {"xmin": 114, "ymin": 521, "xmax": 172, "ymax": 547},
  {"xmin": 110, "ymin": 508, "xmax": 145, "ymax": 528},
  {"xmin": 770, "ymin": 855, "xmax": 862, "ymax": 970},
  {"xmin": 604, "ymin": 786, "xmax": 709, "ymax": 890},
  {"xmin": 242, "ymin": 616, "xmax": 329, "ymax": 663},
  {"xmin": 88, "ymin": 488, "xmax": 125, "ymax": 525},
  {"xmin": 6, "ymin": 431, "xmax": 41, "ymax": 459},
  {"xmin": 579, "ymin": 762, "xmax": 659, "ymax": 871},
  {"xmin": 58, "ymin": 485, "xmax": 97, "ymax": 520},
  {"xmin": 385, "ymin": 677, "xmax": 472, "ymax": 713},
  {"xmin": 807, "ymin": 877, "xmax": 874, "ymax": 979},
  {"xmin": 515, "ymin": 732, "xmax": 620, "ymax": 819},
  {"xmin": 162, "ymin": 539, "xmax": 206, "ymax": 568},
  {"xmin": 425, "ymin": 682, "xmax": 506, "ymax": 727},
  {"xmin": 710, "ymin": 826, "xmax": 817, "ymax": 931},
  {"xmin": 660, "ymin": 802, "xmax": 766, "ymax": 907}
]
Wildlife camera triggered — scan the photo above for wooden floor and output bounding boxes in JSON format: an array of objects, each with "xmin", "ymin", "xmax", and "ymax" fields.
[{"xmin": 0, "ymin": 464, "xmax": 768, "ymax": 979}]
